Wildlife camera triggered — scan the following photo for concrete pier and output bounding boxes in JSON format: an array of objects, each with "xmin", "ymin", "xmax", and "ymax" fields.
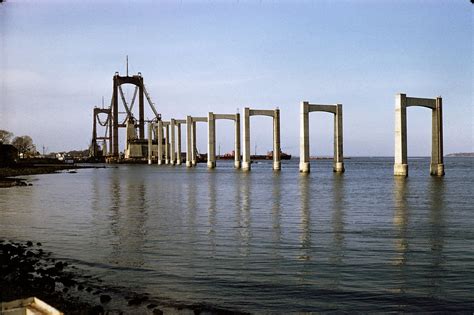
[
  {"xmin": 242, "ymin": 107, "xmax": 281, "ymax": 171},
  {"xmin": 299, "ymin": 102, "xmax": 344, "ymax": 173},
  {"xmin": 186, "ymin": 116, "xmax": 192, "ymax": 167},
  {"xmin": 164, "ymin": 122, "xmax": 170, "ymax": 164},
  {"xmin": 147, "ymin": 122, "xmax": 153, "ymax": 164},
  {"xmin": 176, "ymin": 119, "xmax": 186, "ymax": 165},
  {"xmin": 394, "ymin": 94, "xmax": 444, "ymax": 177},
  {"xmin": 157, "ymin": 120, "xmax": 164, "ymax": 165},
  {"xmin": 207, "ymin": 112, "xmax": 241, "ymax": 169},
  {"xmin": 207, "ymin": 112, "xmax": 216, "ymax": 168},
  {"xmin": 192, "ymin": 120, "xmax": 197, "ymax": 166},
  {"xmin": 170, "ymin": 119, "xmax": 176, "ymax": 165}
]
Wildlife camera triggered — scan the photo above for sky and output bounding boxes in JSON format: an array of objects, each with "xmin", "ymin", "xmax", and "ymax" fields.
[{"xmin": 0, "ymin": 0, "xmax": 472, "ymax": 156}]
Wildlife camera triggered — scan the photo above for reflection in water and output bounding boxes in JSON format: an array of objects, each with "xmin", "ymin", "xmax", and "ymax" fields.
[
  {"xmin": 392, "ymin": 177, "xmax": 410, "ymax": 298},
  {"xmin": 428, "ymin": 177, "xmax": 446, "ymax": 297},
  {"xmin": 271, "ymin": 173, "xmax": 282, "ymax": 258},
  {"xmin": 208, "ymin": 173, "xmax": 217, "ymax": 257},
  {"xmin": 108, "ymin": 169, "xmax": 147, "ymax": 267},
  {"xmin": 330, "ymin": 174, "xmax": 345, "ymax": 287},
  {"xmin": 239, "ymin": 173, "xmax": 252, "ymax": 257},
  {"xmin": 298, "ymin": 176, "xmax": 311, "ymax": 261},
  {"xmin": 393, "ymin": 177, "xmax": 409, "ymax": 268}
]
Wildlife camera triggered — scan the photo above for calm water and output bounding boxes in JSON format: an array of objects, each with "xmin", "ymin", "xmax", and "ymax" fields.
[{"xmin": 1, "ymin": 158, "xmax": 473, "ymax": 312}]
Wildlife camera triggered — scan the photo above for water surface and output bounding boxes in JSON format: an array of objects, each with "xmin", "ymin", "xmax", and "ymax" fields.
[{"xmin": 1, "ymin": 157, "xmax": 473, "ymax": 312}]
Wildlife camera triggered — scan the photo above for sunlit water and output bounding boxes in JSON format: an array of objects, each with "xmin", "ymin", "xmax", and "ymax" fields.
[{"xmin": 1, "ymin": 157, "xmax": 473, "ymax": 312}]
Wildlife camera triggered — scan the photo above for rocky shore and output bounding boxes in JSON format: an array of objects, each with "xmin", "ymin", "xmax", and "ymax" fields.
[
  {"xmin": 0, "ymin": 165, "xmax": 102, "ymax": 188},
  {"xmin": 0, "ymin": 240, "xmax": 247, "ymax": 314}
]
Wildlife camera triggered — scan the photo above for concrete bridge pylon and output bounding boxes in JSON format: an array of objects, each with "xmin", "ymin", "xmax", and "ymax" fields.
[
  {"xmin": 299, "ymin": 101, "xmax": 344, "ymax": 174},
  {"xmin": 207, "ymin": 112, "xmax": 241, "ymax": 169},
  {"xmin": 242, "ymin": 107, "xmax": 281, "ymax": 171},
  {"xmin": 394, "ymin": 94, "xmax": 444, "ymax": 177}
]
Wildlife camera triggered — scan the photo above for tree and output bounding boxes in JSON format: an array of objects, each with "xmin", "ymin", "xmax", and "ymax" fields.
[
  {"xmin": 0, "ymin": 129, "xmax": 13, "ymax": 144},
  {"xmin": 12, "ymin": 135, "xmax": 36, "ymax": 157}
]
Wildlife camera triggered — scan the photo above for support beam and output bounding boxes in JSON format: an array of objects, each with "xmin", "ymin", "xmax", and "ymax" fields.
[
  {"xmin": 299, "ymin": 101, "xmax": 344, "ymax": 173},
  {"xmin": 334, "ymin": 104, "xmax": 344, "ymax": 173},
  {"xmin": 157, "ymin": 120, "xmax": 164, "ymax": 165},
  {"xmin": 431, "ymin": 97, "xmax": 445, "ymax": 176},
  {"xmin": 242, "ymin": 107, "xmax": 280, "ymax": 171},
  {"xmin": 394, "ymin": 94, "xmax": 408, "ymax": 176},
  {"xmin": 164, "ymin": 123, "xmax": 170, "ymax": 164},
  {"xmin": 234, "ymin": 113, "xmax": 241, "ymax": 169},
  {"xmin": 393, "ymin": 94, "xmax": 444, "ymax": 176},
  {"xmin": 170, "ymin": 119, "xmax": 176, "ymax": 165},
  {"xmin": 177, "ymin": 122, "xmax": 182, "ymax": 165},
  {"xmin": 242, "ymin": 108, "xmax": 251, "ymax": 171},
  {"xmin": 186, "ymin": 116, "xmax": 192, "ymax": 167},
  {"xmin": 273, "ymin": 109, "xmax": 281, "ymax": 170},
  {"xmin": 299, "ymin": 102, "xmax": 310, "ymax": 173},
  {"xmin": 192, "ymin": 120, "xmax": 197, "ymax": 166},
  {"xmin": 207, "ymin": 112, "xmax": 216, "ymax": 168},
  {"xmin": 147, "ymin": 122, "xmax": 152, "ymax": 164}
]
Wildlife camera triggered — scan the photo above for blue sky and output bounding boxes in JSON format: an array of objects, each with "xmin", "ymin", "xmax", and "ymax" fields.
[{"xmin": 0, "ymin": 0, "xmax": 472, "ymax": 155}]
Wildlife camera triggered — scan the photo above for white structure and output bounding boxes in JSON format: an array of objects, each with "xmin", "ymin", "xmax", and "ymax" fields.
[
  {"xmin": 207, "ymin": 112, "xmax": 241, "ymax": 169},
  {"xmin": 299, "ymin": 102, "xmax": 344, "ymax": 173},
  {"xmin": 242, "ymin": 107, "xmax": 280, "ymax": 171},
  {"xmin": 186, "ymin": 116, "xmax": 207, "ymax": 167},
  {"xmin": 174, "ymin": 119, "xmax": 186, "ymax": 165},
  {"xmin": 394, "ymin": 94, "xmax": 444, "ymax": 177},
  {"xmin": 156, "ymin": 120, "xmax": 164, "ymax": 165}
]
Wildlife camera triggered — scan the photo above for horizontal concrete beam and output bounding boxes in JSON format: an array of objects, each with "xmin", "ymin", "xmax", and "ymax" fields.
[
  {"xmin": 192, "ymin": 117, "xmax": 208, "ymax": 123},
  {"xmin": 308, "ymin": 104, "xmax": 337, "ymax": 114},
  {"xmin": 214, "ymin": 114, "xmax": 237, "ymax": 120},
  {"xmin": 174, "ymin": 119, "xmax": 186, "ymax": 124},
  {"xmin": 249, "ymin": 109, "xmax": 275, "ymax": 117},
  {"xmin": 406, "ymin": 97, "xmax": 436, "ymax": 109}
]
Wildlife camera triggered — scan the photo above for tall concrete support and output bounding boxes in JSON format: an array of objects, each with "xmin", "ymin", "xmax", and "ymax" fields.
[
  {"xmin": 299, "ymin": 102, "xmax": 344, "ymax": 173},
  {"xmin": 147, "ymin": 122, "xmax": 153, "ymax": 165},
  {"xmin": 192, "ymin": 121, "xmax": 197, "ymax": 166},
  {"xmin": 170, "ymin": 119, "xmax": 176, "ymax": 165},
  {"xmin": 157, "ymin": 120, "xmax": 164, "ymax": 165},
  {"xmin": 164, "ymin": 122, "xmax": 170, "ymax": 164},
  {"xmin": 207, "ymin": 112, "xmax": 241, "ymax": 169},
  {"xmin": 184, "ymin": 117, "xmax": 208, "ymax": 167},
  {"xmin": 234, "ymin": 113, "xmax": 241, "ymax": 169},
  {"xmin": 394, "ymin": 94, "xmax": 444, "ymax": 177},
  {"xmin": 242, "ymin": 107, "xmax": 281, "ymax": 171},
  {"xmin": 334, "ymin": 105, "xmax": 344, "ymax": 172},
  {"xmin": 242, "ymin": 108, "xmax": 251, "ymax": 171},
  {"xmin": 273, "ymin": 109, "xmax": 281, "ymax": 170},
  {"xmin": 208, "ymin": 112, "xmax": 216, "ymax": 168},
  {"xmin": 394, "ymin": 94, "xmax": 408, "ymax": 176},
  {"xmin": 186, "ymin": 116, "xmax": 193, "ymax": 167},
  {"xmin": 175, "ymin": 119, "xmax": 186, "ymax": 165}
]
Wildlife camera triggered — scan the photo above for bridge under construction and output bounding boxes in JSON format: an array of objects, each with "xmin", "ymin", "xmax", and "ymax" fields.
[{"xmin": 90, "ymin": 71, "xmax": 445, "ymax": 177}]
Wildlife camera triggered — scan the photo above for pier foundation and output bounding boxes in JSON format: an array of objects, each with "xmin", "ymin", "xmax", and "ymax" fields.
[
  {"xmin": 394, "ymin": 94, "xmax": 444, "ymax": 177},
  {"xmin": 207, "ymin": 112, "xmax": 241, "ymax": 169},
  {"xmin": 299, "ymin": 102, "xmax": 344, "ymax": 173},
  {"xmin": 242, "ymin": 107, "xmax": 281, "ymax": 171}
]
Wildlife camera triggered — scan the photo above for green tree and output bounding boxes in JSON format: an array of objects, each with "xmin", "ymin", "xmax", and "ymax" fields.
[
  {"xmin": 12, "ymin": 135, "xmax": 36, "ymax": 157},
  {"xmin": 0, "ymin": 129, "xmax": 14, "ymax": 144}
]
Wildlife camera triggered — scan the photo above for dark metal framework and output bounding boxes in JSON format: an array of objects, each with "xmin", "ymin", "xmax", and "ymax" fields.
[{"xmin": 111, "ymin": 72, "xmax": 160, "ymax": 157}]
